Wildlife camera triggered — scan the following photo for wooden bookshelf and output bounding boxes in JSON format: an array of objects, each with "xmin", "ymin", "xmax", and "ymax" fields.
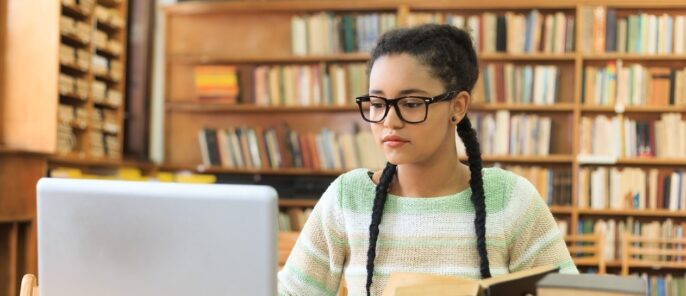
[
  {"xmin": 163, "ymin": 0, "xmax": 686, "ymax": 277},
  {"xmin": 57, "ymin": 0, "xmax": 128, "ymax": 161}
]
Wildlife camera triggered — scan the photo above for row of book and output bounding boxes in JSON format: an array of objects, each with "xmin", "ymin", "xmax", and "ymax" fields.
[
  {"xmin": 579, "ymin": 167, "xmax": 686, "ymax": 211},
  {"xmin": 474, "ymin": 63, "xmax": 561, "ymax": 105},
  {"xmin": 278, "ymin": 207, "xmax": 313, "ymax": 232},
  {"xmin": 582, "ymin": 62, "xmax": 686, "ymax": 106},
  {"xmin": 583, "ymin": 7, "xmax": 686, "ymax": 54},
  {"xmin": 252, "ymin": 63, "xmax": 367, "ymax": 107},
  {"xmin": 577, "ymin": 218, "xmax": 685, "ymax": 262},
  {"xmin": 197, "ymin": 126, "xmax": 386, "ymax": 171},
  {"xmin": 193, "ymin": 63, "xmax": 368, "ymax": 106},
  {"xmin": 291, "ymin": 13, "xmax": 398, "ymax": 55},
  {"xmin": 408, "ymin": 10, "xmax": 575, "ymax": 54},
  {"xmin": 471, "ymin": 111, "xmax": 553, "ymax": 156},
  {"xmin": 501, "ymin": 165, "xmax": 572, "ymax": 207},
  {"xmin": 579, "ymin": 113, "xmax": 686, "ymax": 159},
  {"xmin": 640, "ymin": 274, "xmax": 686, "ymax": 296}
]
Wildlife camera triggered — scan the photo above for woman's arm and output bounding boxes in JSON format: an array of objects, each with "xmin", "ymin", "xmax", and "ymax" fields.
[
  {"xmin": 278, "ymin": 177, "xmax": 348, "ymax": 296},
  {"xmin": 505, "ymin": 176, "xmax": 579, "ymax": 274}
]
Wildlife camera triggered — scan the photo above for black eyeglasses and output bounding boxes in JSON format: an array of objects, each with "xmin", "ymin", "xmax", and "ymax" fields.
[{"xmin": 355, "ymin": 90, "xmax": 457, "ymax": 124}]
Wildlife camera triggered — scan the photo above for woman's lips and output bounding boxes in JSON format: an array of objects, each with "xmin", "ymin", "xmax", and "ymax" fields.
[{"xmin": 382, "ymin": 135, "xmax": 409, "ymax": 148}]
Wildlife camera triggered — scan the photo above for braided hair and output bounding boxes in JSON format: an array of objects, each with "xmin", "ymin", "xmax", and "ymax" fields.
[{"xmin": 365, "ymin": 24, "xmax": 490, "ymax": 296}]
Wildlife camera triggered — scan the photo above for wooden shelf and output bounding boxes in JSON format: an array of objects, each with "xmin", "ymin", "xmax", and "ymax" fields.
[
  {"xmin": 94, "ymin": 72, "xmax": 121, "ymax": 84},
  {"xmin": 60, "ymin": 33, "xmax": 89, "ymax": 47},
  {"xmin": 166, "ymin": 102, "xmax": 358, "ymax": 113},
  {"xmin": 159, "ymin": 165, "xmax": 346, "ymax": 176},
  {"xmin": 279, "ymin": 199, "xmax": 318, "ymax": 207},
  {"xmin": 578, "ymin": 209, "xmax": 686, "ymax": 218},
  {"xmin": 471, "ymin": 103, "xmax": 575, "ymax": 112},
  {"xmin": 477, "ymin": 53, "xmax": 576, "ymax": 61},
  {"xmin": 96, "ymin": 47, "xmax": 121, "ymax": 58},
  {"xmin": 0, "ymin": 215, "xmax": 34, "ymax": 223},
  {"xmin": 626, "ymin": 262, "xmax": 686, "ymax": 270},
  {"xmin": 60, "ymin": 62, "xmax": 88, "ymax": 75},
  {"xmin": 61, "ymin": 3, "xmax": 89, "ymax": 19},
  {"xmin": 49, "ymin": 155, "xmax": 155, "ymax": 169},
  {"xmin": 170, "ymin": 52, "xmax": 371, "ymax": 64},
  {"xmin": 94, "ymin": 100, "xmax": 121, "ymax": 109},
  {"xmin": 98, "ymin": 0, "xmax": 125, "ymax": 8},
  {"xmin": 616, "ymin": 158, "xmax": 686, "ymax": 166},
  {"xmin": 581, "ymin": 105, "xmax": 686, "ymax": 113},
  {"xmin": 473, "ymin": 155, "xmax": 575, "ymax": 163},
  {"xmin": 583, "ymin": 53, "xmax": 686, "ymax": 61},
  {"xmin": 59, "ymin": 92, "xmax": 88, "ymax": 103},
  {"xmin": 165, "ymin": 0, "xmax": 400, "ymax": 14},
  {"xmin": 549, "ymin": 206, "xmax": 574, "ymax": 214}
]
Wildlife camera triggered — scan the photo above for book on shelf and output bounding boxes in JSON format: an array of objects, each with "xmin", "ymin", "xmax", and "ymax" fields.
[
  {"xmin": 382, "ymin": 264, "xmax": 558, "ymax": 296},
  {"xmin": 248, "ymin": 63, "xmax": 367, "ymax": 107},
  {"xmin": 197, "ymin": 125, "xmax": 385, "ymax": 171},
  {"xmin": 578, "ymin": 167, "xmax": 686, "ymax": 212},
  {"xmin": 579, "ymin": 113, "xmax": 686, "ymax": 160},
  {"xmin": 408, "ymin": 10, "xmax": 575, "ymax": 54},
  {"xmin": 577, "ymin": 217, "xmax": 685, "ymax": 264},
  {"xmin": 291, "ymin": 12, "xmax": 397, "ymax": 56},
  {"xmin": 638, "ymin": 273, "xmax": 686, "ymax": 296},
  {"xmin": 473, "ymin": 63, "xmax": 561, "ymax": 105},
  {"xmin": 278, "ymin": 207, "xmax": 313, "ymax": 232},
  {"xmin": 582, "ymin": 62, "xmax": 686, "ymax": 106},
  {"xmin": 193, "ymin": 65, "xmax": 239, "ymax": 103},
  {"xmin": 501, "ymin": 165, "xmax": 572, "ymax": 207},
  {"xmin": 472, "ymin": 111, "xmax": 553, "ymax": 157},
  {"xmin": 582, "ymin": 6, "xmax": 686, "ymax": 55}
]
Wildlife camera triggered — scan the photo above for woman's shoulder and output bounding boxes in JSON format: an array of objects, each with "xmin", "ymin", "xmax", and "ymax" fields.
[{"xmin": 482, "ymin": 166, "xmax": 541, "ymax": 209}]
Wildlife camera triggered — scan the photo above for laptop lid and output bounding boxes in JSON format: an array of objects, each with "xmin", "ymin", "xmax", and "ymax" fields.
[{"xmin": 37, "ymin": 178, "xmax": 278, "ymax": 296}]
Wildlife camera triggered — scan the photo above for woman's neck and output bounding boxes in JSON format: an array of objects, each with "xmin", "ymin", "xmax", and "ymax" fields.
[{"xmin": 390, "ymin": 152, "xmax": 472, "ymax": 198}]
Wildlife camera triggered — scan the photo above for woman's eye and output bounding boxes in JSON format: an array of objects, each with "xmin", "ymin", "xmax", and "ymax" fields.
[
  {"xmin": 402, "ymin": 102, "xmax": 422, "ymax": 108},
  {"xmin": 370, "ymin": 103, "xmax": 386, "ymax": 108}
]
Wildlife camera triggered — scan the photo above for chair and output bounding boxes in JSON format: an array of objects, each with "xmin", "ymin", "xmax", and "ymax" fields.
[
  {"xmin": 621, "ymin": 232, "xmax": 686, "ymax": 276},
  {"xmin": 564, "ymin": 233, "xmax": 606, "ymax": 274},
  {"xmin": 19, "ymin": 274, "xmax": 38, "ymax": 296}
]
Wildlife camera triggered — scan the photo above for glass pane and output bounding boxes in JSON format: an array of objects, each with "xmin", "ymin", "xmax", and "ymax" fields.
[
  {"xmin": 398, "ymin": 97, "xmax": 427, "ymax": 123},
  {"xmin": 361, "ymin": 98, "xmax": 387, "ymax": 122}
]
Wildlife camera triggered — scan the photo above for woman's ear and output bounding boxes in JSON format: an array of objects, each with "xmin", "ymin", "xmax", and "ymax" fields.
[{"xmin": 451, "ymin": 91, "xmax": 471, "ymax": 123}]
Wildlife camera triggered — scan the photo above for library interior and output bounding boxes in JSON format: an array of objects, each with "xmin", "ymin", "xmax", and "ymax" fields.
[{"xmin": 2, "ymin": 0, "xmax": 686, "ymax": 295}]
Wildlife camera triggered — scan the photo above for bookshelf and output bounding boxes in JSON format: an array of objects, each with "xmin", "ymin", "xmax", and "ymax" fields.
[
  {"xmin": 163, "ymin": 0, "xmax": 686, "ymax": 280},
  {"xmin": 57, "ymin": 0, "xmax": 128, "ymax": 160}
]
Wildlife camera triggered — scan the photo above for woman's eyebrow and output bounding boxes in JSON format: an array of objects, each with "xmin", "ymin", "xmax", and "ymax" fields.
[{"xmin": 368, "ymin": 88, "xmax": 429, "ymax": 96}]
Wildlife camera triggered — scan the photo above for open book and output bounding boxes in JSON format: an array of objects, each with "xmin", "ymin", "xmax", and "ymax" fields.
[{"xmin": 382, "ymin": 265, "xmax": 558, "ymax": 296}]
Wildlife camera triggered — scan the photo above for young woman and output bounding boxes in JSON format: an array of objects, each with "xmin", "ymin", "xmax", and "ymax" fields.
[{"xmin": 278, "ymin": 24, "xmax": 577, "ymax": 296}]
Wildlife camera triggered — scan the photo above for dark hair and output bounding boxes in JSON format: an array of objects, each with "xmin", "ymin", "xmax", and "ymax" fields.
[{"xmin": 365, "ymin": 24, "xmax": 490, "ymax": 296}]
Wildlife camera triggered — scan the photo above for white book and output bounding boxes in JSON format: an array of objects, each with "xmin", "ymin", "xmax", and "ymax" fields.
[
  {"xmin": 591, "ymin": 167, "xmax": 608, "ymax": 209},
  {"xmin": 217, "ymin": 129, "xmax": 234, "ymax": 168},
  {"xmin": 554, "ymin": 12, "xmax": 566, "ymax": 54},
  {"xmin": 291, "ymin": 16, "xmax": 308, "ymax": 55},
  {"xmin": 539, "ymin": 117, "xmax": 551, "ymax": 156},
  {"xmin": 448, "ymin": 14, "xmax": 465, "ymax": 29},
  {"xmin": 546, "ymin": 66, "xmax": 558, "ymax": 104},
  {"xmin": 532, "ymin": 65, "xmax": 545, "ymax": 104},
  {"xmin": 649, "ymin": 169, "xmax": 659, "ymax": 210},
  {"xmin": 618, "ymin": 19, "xmax": 627, "ymax": 53},
  {"xmin": 495, "ymin": 111, "xmax": 511, "ymax": 155},
  {"xmin": 198, "ymin": 129, "xmax": 210, "ymax": 166},
  {"xmin": 247, "ymin": 129, "xmax": 262, "ymax": 169},
  {"xmin": 670, "ymin": 172, "xmax": 680, "ymax": 211},
  {"xmin": 467, "ymin": 15, "xmax": 481, "ymax": 51},
  {"xmin": 675, "ymin": 16, "xmax": 685, "ymax": 54},
  {"xmin": 609, "ymin": 168, "xmax": 621, "ymax": 209}
]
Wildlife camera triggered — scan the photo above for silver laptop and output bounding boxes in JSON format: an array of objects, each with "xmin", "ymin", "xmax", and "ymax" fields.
[{"xmin": 37, "ymin": 177, "xmax": 278, "ymax": 296}]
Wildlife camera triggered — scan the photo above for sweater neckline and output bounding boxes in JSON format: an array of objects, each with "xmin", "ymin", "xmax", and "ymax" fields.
[{"xmin": 364, "ymin": 169, "xmax": 475, "ymax": 201}]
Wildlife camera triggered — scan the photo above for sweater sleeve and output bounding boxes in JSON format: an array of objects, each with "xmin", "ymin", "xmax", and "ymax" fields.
[
  {"xmin": 277, "ymin": 176, "xmax": 348, "ymax": 296},
  {"xmin": 504, "ymin": 176, "xmax": 579, "ymax": 274}
]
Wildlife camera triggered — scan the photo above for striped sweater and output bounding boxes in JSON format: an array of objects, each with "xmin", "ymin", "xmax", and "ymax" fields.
[{"xmin": 278, "ymin": 167, "xmax": 578, "ymax": 296}]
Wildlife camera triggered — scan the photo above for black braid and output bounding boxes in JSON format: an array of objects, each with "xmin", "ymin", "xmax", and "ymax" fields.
[
  {"xmin": 366, "ymin": 162, "xmax": 397, "ymax": 296},
  {"xmin": 457, "ymin": 116, "xmax": 491, "ymax": 278}
]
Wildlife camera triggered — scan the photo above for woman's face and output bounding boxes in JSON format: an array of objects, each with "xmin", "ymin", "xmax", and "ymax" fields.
[{"xmin": 367, "ymin": 53, "xmax": 461, "ymax": 165}]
